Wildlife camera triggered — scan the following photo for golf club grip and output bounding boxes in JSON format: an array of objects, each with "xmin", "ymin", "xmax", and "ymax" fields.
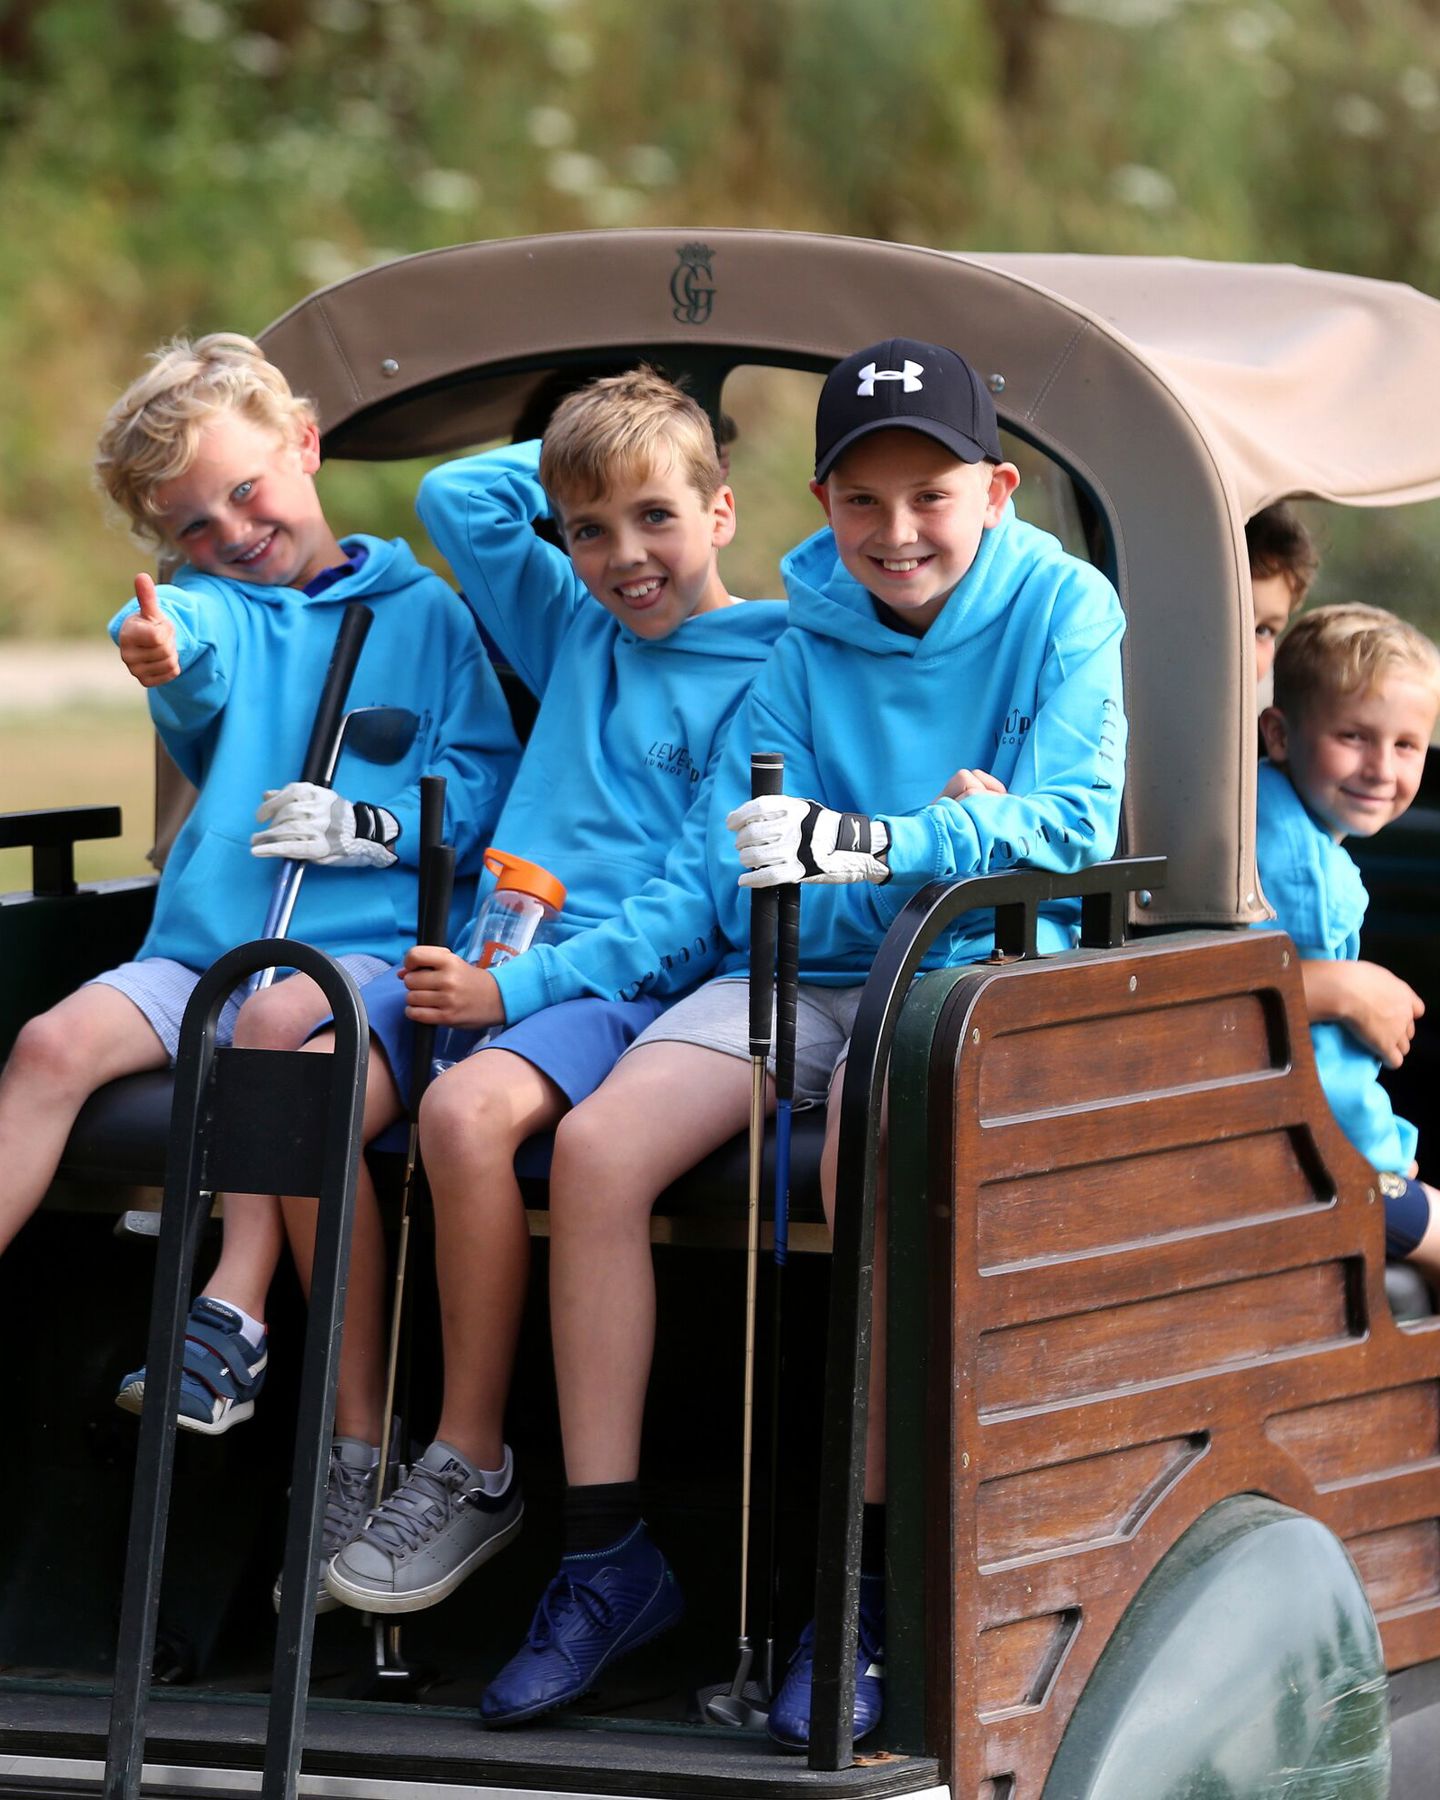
[
  {"xmin": 775, "ymin": 885, "xmax": 800, "ymax": 1104},
  {"xmin": 298, "ymin": 603, "xmax": 374, "ymax": 786},
  {"xmin": 748, "ymin": 753, "xmax": 784, "ymax": 1058},
  {"xmin": 416, "ymin": 841, "xmax": 455, "ymax": 949},
  {"xmin": 407, "ymin": 842, "xmax": 456, "ymax": 1120},
  {"xmin": 419, "ymin": 774, "xmax": 447, "ymax": 857}
]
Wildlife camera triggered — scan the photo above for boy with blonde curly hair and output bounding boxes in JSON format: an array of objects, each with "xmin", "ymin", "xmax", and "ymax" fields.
[
  {"xmin": 1258, "ymin": 602, "xmax": 1440, "ymax": 1280},
  {"xmin": 0, "ymin": 334, "xmax": 518, "ymax": 1468}
]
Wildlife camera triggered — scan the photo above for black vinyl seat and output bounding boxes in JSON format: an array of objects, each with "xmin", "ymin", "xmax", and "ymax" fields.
[{"xmin": 60, "ymin": 1067, "xmax": 831, "ymax": 1227}]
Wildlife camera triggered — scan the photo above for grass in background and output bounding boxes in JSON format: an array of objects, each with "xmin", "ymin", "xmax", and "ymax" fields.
[{"xmin": 0, "ymin": 705, "xmax": 155, "ymax": 891}]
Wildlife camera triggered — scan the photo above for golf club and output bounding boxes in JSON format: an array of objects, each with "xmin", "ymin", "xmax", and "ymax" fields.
[
  {"xmin": 762, "ymin": 878, "xmax": 800, "ymax": 1701},
  {"xmin": 705, "ymin": 749, "xmax": 782, "ymax": 1729},
  {"xmin": 368, "ymin": 774, "xmax": 452, "ymax": 1697}
]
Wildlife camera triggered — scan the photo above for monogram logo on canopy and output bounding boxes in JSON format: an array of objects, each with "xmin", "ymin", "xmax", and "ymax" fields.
[{"xmin": 671, "ymin": 243, "xmax": 716, "ymax": 325}]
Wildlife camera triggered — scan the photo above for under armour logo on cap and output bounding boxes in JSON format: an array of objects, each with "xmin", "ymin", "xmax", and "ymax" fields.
[
  {"xmin": 856, "ymin": 360, "xmax": 924, "ymax": 397},
  {"xmin": 814, "ymin": 335, "xmax": 1003, "ymax": 480}
]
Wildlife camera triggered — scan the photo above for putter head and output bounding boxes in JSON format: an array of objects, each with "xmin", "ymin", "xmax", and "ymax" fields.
[
  {"xmin": 700, "ymin": 1641, "xmax": 771, "ymax": 1730},
  {"xmin": 702, "ymin": 1681, "xmax": 770, "ymax": 1730},
  {"xmin": 331, "ymin": 705, "xmax": 421, "ymax": 775}
]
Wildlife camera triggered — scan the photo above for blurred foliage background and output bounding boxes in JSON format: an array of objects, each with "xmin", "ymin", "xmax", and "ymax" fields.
[
  {"xmin": 5, "ymin": 0, "xmax": 1440, "ymax": 634},
  {"xmin": 3, "ymin": 0, "xmax": 1440, "ymax": 874}
]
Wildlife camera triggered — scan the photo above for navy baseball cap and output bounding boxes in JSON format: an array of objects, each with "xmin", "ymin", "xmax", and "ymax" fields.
[{"xmin": 814, "ymin": 337, "xmax": 1003, "ymax": 481}]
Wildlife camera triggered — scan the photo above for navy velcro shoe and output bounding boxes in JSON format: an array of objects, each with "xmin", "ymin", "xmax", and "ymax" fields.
[
  {"xmin": 767, "ymin": 1572, "xmax": 884, "ymax": 1750},
  {"xmin": 479, "ymin": 1521, "xmax": 684, "ymax": 1726},
  {"xmin": 116, "ymin": 1297, "xmax": 267, "ymax": 1436}
]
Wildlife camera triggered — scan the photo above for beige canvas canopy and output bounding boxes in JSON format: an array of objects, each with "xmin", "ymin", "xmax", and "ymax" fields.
[{"xmin": 259, "ymin": 230, "xmax": 1440, "ymax": 929}]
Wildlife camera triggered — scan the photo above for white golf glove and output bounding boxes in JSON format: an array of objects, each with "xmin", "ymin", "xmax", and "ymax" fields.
[
  {"xmin": 727, "ymin": 794, "xmax": 891, "ymax": 888},
  {"xmin": 251, "ymin": 781, "xmax": 400, "ymax": 869}
]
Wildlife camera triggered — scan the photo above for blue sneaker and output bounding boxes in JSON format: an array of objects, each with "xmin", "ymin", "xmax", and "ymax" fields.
[
  {"xmin": 115, "ymin": 1297, "xmax": 268, "ymax": 1436},
  {"xmin": 767, "ymin": 1573, "xmax": 884, "ymax": 1750},
  {"xmin": 479, "ymin": 1522, "xmax": 684, "ymax": 1725}
]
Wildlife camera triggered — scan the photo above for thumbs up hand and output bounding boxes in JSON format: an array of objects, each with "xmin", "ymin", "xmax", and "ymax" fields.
[{"xmin": 118, "ymin": 573, "xmax": 180, "ymax": 687}]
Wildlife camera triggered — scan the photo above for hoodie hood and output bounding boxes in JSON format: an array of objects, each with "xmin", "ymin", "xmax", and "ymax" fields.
[
  {"xmin": 781, "ymin": 504, "xmax": 1029, "ymax": 659},
  {"xmin": 173, "ymin": 533, "xmax": 416, "ymax": 610}
]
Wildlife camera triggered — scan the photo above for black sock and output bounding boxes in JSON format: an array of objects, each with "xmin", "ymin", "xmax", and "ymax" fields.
[
  {"xmin": 563, "ymin": 1481, "xmax": 643, "ymax": 1556},
  {"xmin": 861, "ymin": 1502, "xmax": 887, "ymax": 1578}
]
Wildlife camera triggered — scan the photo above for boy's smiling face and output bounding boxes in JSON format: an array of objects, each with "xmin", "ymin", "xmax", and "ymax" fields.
[
  {"xmin": 811, "ymin": 430, "xmax": 1019, "ymax": 633},
  {"xmin": 1261, "ymin": 673, "xmax": 1437, "ymax": 840},
  {"xmin": 151, "ymin": 410, "xmax": 343, "ymax": 590},
  {"xmin": 557, "ymin": 454, "xmax": 736, "ymax": 640}
]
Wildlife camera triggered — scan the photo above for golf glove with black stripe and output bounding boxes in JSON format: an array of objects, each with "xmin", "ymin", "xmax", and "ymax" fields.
[
  {"xmin": 727, "ymin": 794, "xmax": 891, "ymax": 888},
  {"xmin": 251, "ymin": 780, "xmax": 401, "ymax": 869}
]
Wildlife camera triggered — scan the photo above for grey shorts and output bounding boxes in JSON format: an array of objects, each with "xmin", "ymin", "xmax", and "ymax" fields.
[
  {"xmin": 626, "ymin": 976, "xmax": 865, "ymax": 1106},
  {"xmin": 89, "ymin": 953, "xmax": 389, "ymax": 1063}
]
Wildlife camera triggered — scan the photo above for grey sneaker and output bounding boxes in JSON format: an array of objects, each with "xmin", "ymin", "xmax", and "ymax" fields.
[
  {"xmin": 325, "ymin": 1440, "xmax": 523, "ymax": 1614},
  {"xmin": 272, "ymin": 1436, "xmax": 380, "ymax": 1615}
]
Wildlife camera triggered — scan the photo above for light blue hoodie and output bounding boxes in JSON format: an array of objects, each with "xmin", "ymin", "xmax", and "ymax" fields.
[
  {"xmin": 416, "ymin": 443, "xmax": 787, "ymax": 1022},
  {"xmin": 108, "ymin": 535, "xmax": 520, "ymax": 972},
  {"xmin": 1253, "ymin": 758, "xmax": 1417, "ymax": 1173},
  {"xmin": 708, "ymin": 507, "xmax": 1127, "ymax": 981}
]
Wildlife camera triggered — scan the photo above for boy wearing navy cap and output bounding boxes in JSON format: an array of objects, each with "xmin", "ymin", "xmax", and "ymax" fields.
[{"xmin": 479, "ymin": 339, "xmax": 1127, "ymax": 1741}]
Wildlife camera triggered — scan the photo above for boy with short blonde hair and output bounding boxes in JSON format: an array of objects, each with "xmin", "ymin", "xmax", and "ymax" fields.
[
  {"xmin": 1258, "ymin": 602, "xmax": 1440, "ymax": 1281},
  {"xmin": 302, "ymin": 368, "xmax": 786, "ymax": 1634},
  {"xmin": 0, "ymin": 333, "xmax": 518, "ymax": 1461}
]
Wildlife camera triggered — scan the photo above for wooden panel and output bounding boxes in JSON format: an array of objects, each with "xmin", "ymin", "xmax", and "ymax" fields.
[
  {"xmin": 977, "ymin": 991, "xmax": 1278, "ymax": 1122},
  {"xmin": 976, "ymin": 1438, "xmax": 1205, "ymax": 1568},
  {"xmin": 1347, "ymin": 1521, "xmax": 1440, "ymax": 1616},
  {"xmin": 978, "ymin": 1130, "xmax": 1322, "ymax": 1271},
  {"xmin": 908, "ymin": 930, "xmax": 1440, "ymax": 1800},
  {"xmin": 1267, "ymin": 1382, "xmax": 1440, "ymax": 1488},
  {"xmin": 977, "ymin": 1263, "xmax": 1355, "ymax": 1416},
  {"xmin": 976, "ymin": 1611, "xmax": 1080, "ymax": 1718}
]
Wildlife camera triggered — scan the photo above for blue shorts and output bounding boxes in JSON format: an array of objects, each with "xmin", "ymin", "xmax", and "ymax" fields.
[
  {"xmin": 358, "ymin": 963, "xmax": 667, "ymax": 1109},
  {"xmin": 1381, "ymin": 1172, "xmax": 1433, "ymax": 1258}
]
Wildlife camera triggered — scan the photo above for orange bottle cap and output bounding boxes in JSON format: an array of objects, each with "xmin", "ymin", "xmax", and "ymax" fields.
[{"xmin": 482, "ymin": 848, "xmax": 566, "ymax": 913}]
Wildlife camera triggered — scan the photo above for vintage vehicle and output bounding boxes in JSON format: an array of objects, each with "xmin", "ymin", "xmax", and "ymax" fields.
[{"xmin": 2, "ymin": 230, "xmax": 1439, "ymax": 1800}]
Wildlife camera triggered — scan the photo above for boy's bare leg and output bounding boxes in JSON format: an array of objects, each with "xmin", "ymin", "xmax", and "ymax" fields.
[
  {"xmin": 418, "ymin": 1050, "xmax": 569, "ymax": 1471},
  {"xmin": 281, "ymin": 1026, "xmax": 405, "ymax": 1446},
  {"xmin": 1407, "ymin": 1181, "xmax": 1440, "ymax": 1287},
  {"xmin": 548, "ymin": 1042, "xmax": 761, "ymax": 1485},
  {"xmin": 0, "ymin": 985, "xmax": 166, "ymax": 1257},
  {"xmin": 820, "ymin": 1056, "xmax": 888, "ymax": 1504},
  {"xmin": 202, "ymin": 973, "xmax": 341, "ymax": 1318}
]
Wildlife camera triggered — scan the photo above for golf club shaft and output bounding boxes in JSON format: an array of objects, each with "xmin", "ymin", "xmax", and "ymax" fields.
[
  {"xmin": 764, "ymin": 879, "xmax": 800, "ymax": 1693},
  {"xmin": 376, "ymin": 777, "xmax": 451, "ymax": 1500},
  {"xmin": 249, "ymin": 603, "xmax": 375, "ymax": 994},
  {"xmin": 739, "ymin": 753, "xmax": 782, "ymax": 1649}
]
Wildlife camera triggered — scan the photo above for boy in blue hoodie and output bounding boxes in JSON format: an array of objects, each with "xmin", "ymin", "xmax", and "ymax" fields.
[
  {"xmin": 1256, "ymin": 602, "xmax": 1440, "ymax": 1279},
  {"xmin": 498, "ymin": 340, "xmax": 1127, "ymax": 1740},
  {"xmin": 0, "ymin": 334, "xmax": 518, "ymax": 1441},
  {"xmin": 294, "ymin": 370, "xmax": 785, "ymax": 1620}
]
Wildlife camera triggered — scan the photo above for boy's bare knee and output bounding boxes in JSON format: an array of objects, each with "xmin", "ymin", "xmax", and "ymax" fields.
[
  {"xmin": 9, "ymin": 1010, "xmax": 87, "ymax": 1088},
  {"xmin": 232, "ymin": 978, "xmax": 325, "ymax": 1051},
  {"xmin": 552, "ymin": 1103, "xmax": 627, "ymax": 1188},
  {"xmin": 8, "ymin": 1001, "xmax": 138, "ymax": 1095},
  {"xmin": 419, "ymin": 1069, "xmax": 522, "ymax": 1169}
]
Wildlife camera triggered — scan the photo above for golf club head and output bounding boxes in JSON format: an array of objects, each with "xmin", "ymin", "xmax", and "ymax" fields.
[
  {"xmin": 702, "ymin": 1681, "xmax": 770, "ymax": 1730},
  {"xmin": 700, "ymin": 1640, "xmax": 770, "ymax": 1730},
  {"xmin": 329, "ymin": 705, "xmax": 421, "ymax": 776}
]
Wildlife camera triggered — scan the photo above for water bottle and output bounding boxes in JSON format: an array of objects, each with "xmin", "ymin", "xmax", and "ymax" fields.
[{"xmin": 431, "ymin": 848, "xmax": 566, "ymax": 1075}]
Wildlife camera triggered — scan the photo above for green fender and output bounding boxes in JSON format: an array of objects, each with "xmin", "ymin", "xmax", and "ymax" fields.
[{"xmin": 1042, "ymin": 1495, "xmax": 1389, "ymax": 1799}]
